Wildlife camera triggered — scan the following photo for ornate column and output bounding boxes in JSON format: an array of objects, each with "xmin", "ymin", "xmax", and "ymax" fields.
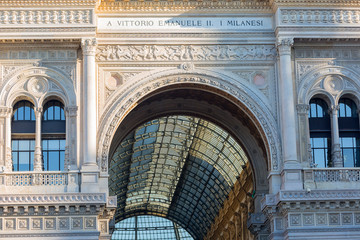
[
  {"xmin": 34, "ymin": 107, "xmax": 43, "ymax": 171},
  {"xmin": 277, "ymin": 37, "xmax": 302, "ymax": 190},
  {"xmin": 81, "ymin": 38, "xmax": 98, "ymax": 170},
  {"xmin": 330, "ymin": 105, "xmax": 342, "ymax": 167},
  {"xmin": 297, "ymin": 104, "xmax": 311, "ymax": 166},
  {"xmin": 0, "ymin": 107, "xmax": 12, "ymax": 172}
]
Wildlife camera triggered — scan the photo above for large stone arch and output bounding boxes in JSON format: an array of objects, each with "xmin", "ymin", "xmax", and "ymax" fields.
[{"xmin": 97, "ymin": 69, "xmax": 281, "ymax": 194}]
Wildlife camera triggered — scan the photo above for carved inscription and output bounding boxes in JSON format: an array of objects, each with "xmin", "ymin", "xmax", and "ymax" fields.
[{"xmin": 96, "ymin": 45, "xmax": 276, "ymax": 61}]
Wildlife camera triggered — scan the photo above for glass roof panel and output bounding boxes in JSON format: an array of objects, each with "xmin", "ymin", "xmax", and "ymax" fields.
[
  {"xmin": 112, "ymin": 215, "xmax": 193, "ymax": 240},
  {"xmin": 109, "ymin": 115, "xmax": 249, "ymax": 239}
]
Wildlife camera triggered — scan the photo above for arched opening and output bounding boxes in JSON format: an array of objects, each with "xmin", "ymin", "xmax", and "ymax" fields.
[{"xmin": 107, "ymin": 86, "xmax": 270, "ymax": 239}]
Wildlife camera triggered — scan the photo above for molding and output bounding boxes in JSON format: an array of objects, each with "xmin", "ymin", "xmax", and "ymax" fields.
[
  {"xmin": 0, "ymin": 193, "xmax": 106, "ymax": 205},
  {"xmin": 97, "ymin": 1, "xmax": 272, "ymax": 13},
  {"xmin": 96, "ymin": 44, "xmax": 276, "ymax": 62},
  {"xmin": 0, "ymin": 0, "xmax": 97, "ymax": 7},
  {"xmin": 279, "ymin": 9, "xmax": 360, "ymax": 26},
  {"xmin": 272, "ymin": 0, "xmax": 360, "ymax": 7},
  {"xmin": 0, "ymin": 10, "xmax": 93, "ymax": 25}
]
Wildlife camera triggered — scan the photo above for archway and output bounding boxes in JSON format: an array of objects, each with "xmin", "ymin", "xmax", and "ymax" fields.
[{"xmin": 106, "ymin": 85, "xmax": 271, "ymax": 239}]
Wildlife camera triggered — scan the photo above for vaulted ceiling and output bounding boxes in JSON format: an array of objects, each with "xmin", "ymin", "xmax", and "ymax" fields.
[{"xmin": 109, "ymin": 115, "xmax": 250, "ymax": 239}]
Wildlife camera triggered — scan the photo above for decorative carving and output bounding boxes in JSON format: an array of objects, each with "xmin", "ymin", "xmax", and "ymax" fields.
[
  {"xmin": 276, "ymin": 38, "xmax": 293, "ymax": 55},
  {"xmin": 71, "ymin": 217, "xmax": 83, "ymax": 229},
  {"xmin": 27, "ymin": 77, "xmax": 49, "ymax": 97},
  {"xmin": 296, "ymin": 104, "xmax": 309, "ymax": 115},
  {"xmin": 0, "ymin": 10, "xmax": 92, "ymax": 25},
  {"xmin": 59, "ymin": 217, "xmax": 70, "ymax": 230},
  {"xmin": 32, "ymin": 218, "xmax": 42, "ymax": 230},
  {"xmin": 45, "ymin": 218, "xmax": 56, "ymax": 230},
  {"xmin": 0, "ymin": 50, "xmax": 77, "ymax": 60},
  {"xmin": 5, "ymin": 219, "xmax": 15, "ymax": 230},
  {"xmin": 323, "ymin": 75, "xmax": 344, "ymax": 94},
  {"xmin": 96, "ymin": 45, "xmax": 276, "ymax": 62},
  {"xmin": 85, "ymin": 217, "xmax": 96, "ymax": 229},
  {"xmin": 81, "ymin": 38, "xmax": 97, "ymax": 55},
  {"xmin": 18, "ymin": 218, "xmax": 29, "ymax": 229},
  {"xmin": 281, "ymin": 9, "xmax": 360, "ymax": 25}
]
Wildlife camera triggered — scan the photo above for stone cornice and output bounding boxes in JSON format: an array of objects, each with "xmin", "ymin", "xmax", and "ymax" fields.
[
  {"xmin": 97, "ymin": 0, "xmax": 272, "ymax": 13},
  {"xmin": 0, "ymin": 0, "xmax": 97, "ymax": 7}
]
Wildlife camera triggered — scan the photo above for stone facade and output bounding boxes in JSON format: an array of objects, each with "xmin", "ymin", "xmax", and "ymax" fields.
[{"xmin": 0, "ymin": 0, "xmax": 359, "ymax": 239}]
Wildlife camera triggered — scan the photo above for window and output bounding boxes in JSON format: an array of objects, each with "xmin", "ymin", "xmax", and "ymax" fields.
[
  {"xmin": 11, "ymin": 100, "xmax": 36, "ymax": 171},
  {"xmin": 42, "ymin": 100, "xmax": 66, "ymax": 171},
  {"xmin": 338, "ymin": 98, "xmax": 360, "ymax": 167},
  {"xmin": 309, "ymin": 98, "xmax": 331, "ymax": 167}
]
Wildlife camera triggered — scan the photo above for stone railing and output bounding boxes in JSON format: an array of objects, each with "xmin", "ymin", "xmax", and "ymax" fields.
[
  {"xmin": 304, "ymin": 168, "xmax": 360, "ymax": 189},
  {"xmin": 5, "ymin": 172, "xmax": 68, "ymax": 186}
]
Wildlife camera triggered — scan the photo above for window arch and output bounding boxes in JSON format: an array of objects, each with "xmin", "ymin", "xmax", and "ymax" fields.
[
  {"xmin": 308, "ymin": 98, "xmax": 331, "ymax": 168},
  {"xmin": 11, "ymin": 100, "xmax": 35, "ymax": 171},
  {"xmin": 338, "ymin": 98, "xmax": 360, "ymax": 167},
  {"xmin": 42, "ymin": 100, "xmax": 66, "ymax": 171}
]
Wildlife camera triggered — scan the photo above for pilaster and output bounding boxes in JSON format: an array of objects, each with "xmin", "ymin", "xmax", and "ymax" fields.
[
  {"xmin": 277, "ymin": 37, "xmax": 302, "ymax": 190},
  {"xmin": 297, "ymin": 104, "xmax": 311, "ymax": 167},
  {"xmin": 81, "ymin": 38, "xmax": 99, "ymax": 193},
  {"xmin": 0, "ymin": 107, "xmax": 12, "ymax": 172}
]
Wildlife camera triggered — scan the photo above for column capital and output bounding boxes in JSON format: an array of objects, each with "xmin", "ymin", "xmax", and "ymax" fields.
[
  {"xmin": 329, "ymin": 104, "xmax": 340, "ymax": 115},
  {"xmin": 0, "ymin": 107, "xmax": 12, "ymax": 118},
  {"xmin": 34, "ymin": 107, "xmax": 43, "ymax": 117},
  {"xmin": 276, "ymin": 37, "xmax": 294, "ymax": 55},
  {"xmin": 65, "ymin": 106, "xmax": 78, "ymax": 117},
  {"xmin": 296, "ymin": 104, "xmax": 310, "ymax": 115},
  {"xmin": 81, "ymin": 38, "xmax": 98, "ymax": 56}
]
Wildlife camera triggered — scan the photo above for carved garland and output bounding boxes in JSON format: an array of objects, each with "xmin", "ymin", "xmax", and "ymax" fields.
[{"xmin": 97, "ymin": 75, "xmax": 281, "ymax": 173}]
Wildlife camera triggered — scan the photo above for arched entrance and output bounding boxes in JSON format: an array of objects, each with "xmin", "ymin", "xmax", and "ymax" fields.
[{"xmin": 105, "ymin": 84, "xmax": 271, "ymax": 239}]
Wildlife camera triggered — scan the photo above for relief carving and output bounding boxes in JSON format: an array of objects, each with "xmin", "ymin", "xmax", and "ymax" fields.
[{"xmin": 96, "ymin": 45, "xmax": 276, "ymax": 62}]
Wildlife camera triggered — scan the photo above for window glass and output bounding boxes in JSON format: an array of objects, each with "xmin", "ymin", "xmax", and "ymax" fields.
[
  {"xmin": 310, "ymin": 137, "xmax": 330, "ymax": 168},
  {"xmin": 12, "ymin": 139, "xmax": 35, "ymax": 171},
  {"xmin": 340, "ymin": 137, "xmax": 360, "ymax": 167},
  {"xmin": 309, "ymin": 99, "xmax": 328, "ymax": 118},
  {"xmin": 338, "ymin": 98, "xmax": 357, "ymax": 118},
  {"xmin": 42, "ymin": 139, "xmax": 65, "ymax": 171},
  {"xmin": 13, "ymin": 101, "xmax": 35, "ymax": 121},
  {"xmin": 43, "ymin": 100, "xmax": 65, "ymax": 121}
]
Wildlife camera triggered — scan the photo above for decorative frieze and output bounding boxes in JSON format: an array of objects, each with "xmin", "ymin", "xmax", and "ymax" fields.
[
  {"xmin": 0, "ymin": 50, "xmax": 77, "ymax": 60},
  {"xmin": 96, "ymin": 45, "xmax": 276, "ymax": 62},
  {"xmin": 295, "ymin": 48, "xmax": 360, "ymax": 59},
  {"xmin": 0, "ymin": 10, "xmax": 92, "ymax": 25},
  {"xmin": 288, "ymin": 212, "xmax": 360, "ymax": 227},
  {"xmin": 280, "ymin": 9, "xmax": 360, "ymax": 25}
]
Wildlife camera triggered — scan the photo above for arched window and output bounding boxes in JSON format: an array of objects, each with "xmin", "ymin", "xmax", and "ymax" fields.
[
  {"xmin": 12, "ymin": 100, "xmax": 36, "ymax": 171},
  {"xmin": 309, "ymin": 98, "xmax": 331, "ymax": 168},
  {"xmin": 42, "ymin": 100, "xmax": 66, "ymax": 171},
  {"xmin": 338, "ymin": 98, "xmax": 360, "ymax": 167}
]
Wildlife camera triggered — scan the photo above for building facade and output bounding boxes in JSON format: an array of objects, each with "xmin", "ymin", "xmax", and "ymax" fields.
[{"xmin": 0, "ymin": 0, "xmax": 359, "ymax": 239}]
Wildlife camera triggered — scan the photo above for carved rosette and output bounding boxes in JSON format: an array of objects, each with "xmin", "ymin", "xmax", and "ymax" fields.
[
  {"xmin": 81, "ymin": 38, "xmax": 98, "ymax": 56},
  {"xmin": 27, "ymin": 77, "xmax": 49, "ymax": 98},
  {"xmin": 323, "ymin": 75, "xmax": 344, "ymax": 95},
  {"xmin": 276, "ymin": 38, "xmax": 294, "ymax": 56}
]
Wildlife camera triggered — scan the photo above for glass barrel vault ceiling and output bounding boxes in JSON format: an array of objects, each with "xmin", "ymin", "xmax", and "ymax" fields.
[
  {"xmin": 112, "ymin": 215, "xmax": 193, "ymax": 240},
  {"xmin": 109, "ymin": 115, "xmax": 249, "ymax": 239}
]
